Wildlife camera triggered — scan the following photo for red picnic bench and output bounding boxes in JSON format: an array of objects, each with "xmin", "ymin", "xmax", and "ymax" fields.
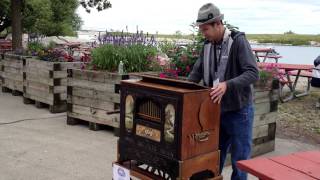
[
  {"xmin": 258, "ymin": 62, "xmax": 314, "ymax": 102},
  {"xmin": 252, "ymin": 48, "xmax": 282, "ymax": 63},
  {"xmin": 237, "ymin": 151, "xmax": 320, "ymax": 180},
  {"xmin": 256, "ymin": 55, "xmax": 282, "ymax": 63},
  {"xmin": 55, "ymin": 42, "xmax": 81, "ymax": 56},
  {"xmin": 289, "ymin": 70, "xmax": 313, "ymax": 93},
  {"xmin": 0, "ymin": 40, "xmax": 12, "ymax": 53},
  {"xmin": 277, "ymin": 63, "xmax": 313, "ymax": 102}
]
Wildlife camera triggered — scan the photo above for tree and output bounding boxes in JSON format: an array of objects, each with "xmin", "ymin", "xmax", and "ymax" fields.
[
  {"xmin": 11, "ymin": 0, "xmax": 23, "ymax": 53},
  {"xmin": 23, "ymin": 0, "xmax": 53, "ymax": 36},
  {"xmin": 0, "ymin": 0, "xmax": 11, "ymax": 33},
  {"xmin": 79, "ymin": 0, "xmax": 112, "ymax": 13},
  {"xmin": 0, "ymin": 0, "xmax": 112, "ymax": 34},
  {"xmin": 224, "ymin": 21, "xmax": 239, "ymax": 31},
  {"xmin": 43, "ymin": 0, "xmax": 82, "ymax": 36},
  {"xmin": 175, "ymin": 30, "xmax": 182, "ymax": 39},
  {"xmin": 22, "ymin": 0, "xmax": 83, "ymax": 36},
  {"xmin": 284, "ymin": 30, "xmax": 295, "ymax": 35},
  {"xmin": 2, "ymin": 0, "xmax": 112, "ymax": 52}
]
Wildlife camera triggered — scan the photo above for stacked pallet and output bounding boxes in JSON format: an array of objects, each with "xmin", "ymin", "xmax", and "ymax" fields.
[
  {"xmin": 1, "ymin": 54, "xmax": 25, "ymax": 95},
  {"xmin": 0, "ymin": 53, "xmax": 3, "ymax": 86},
  {"xmin": 67, "ymin": 69, "xmax": 129, "ymax": 131},
  {"xmin": 23, "ymin": 58, "xmax": 81, "ymax": 113},
  {"xmin": 252, "ymin": 79, "xmax": 279, "ymax": 157}
]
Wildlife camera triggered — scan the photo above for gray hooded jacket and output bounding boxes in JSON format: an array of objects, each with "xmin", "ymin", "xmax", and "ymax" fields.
[{"xmin": 188, "ymin": 30, "xmax": 259, "ymax": 113}]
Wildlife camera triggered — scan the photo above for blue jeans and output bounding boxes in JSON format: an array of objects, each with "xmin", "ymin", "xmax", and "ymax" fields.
[{"xmin": 219, "ymin": 104, "xmax": 254, "ymax": 180}]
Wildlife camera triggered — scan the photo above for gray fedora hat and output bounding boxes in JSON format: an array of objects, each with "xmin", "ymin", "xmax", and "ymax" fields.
[{"xmin": 196, "ymin": 3, "xmax": 224, "ymax": 26}]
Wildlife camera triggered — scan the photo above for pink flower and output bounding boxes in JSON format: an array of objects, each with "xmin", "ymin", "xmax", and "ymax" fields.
[
  {"xmin": 159, "ymin": 73, "xmax": 166, "ymax": 78},
  {"xmin": 158, "ymin": 56, "xmax": 168, "ymax": 66},
  {"xmin": 186, "ymin": 65, "xmax": 191, "ymax": 73},
  {"xmin": 177, "ymin": 67, "xmax": 182, "ymax": 73}
]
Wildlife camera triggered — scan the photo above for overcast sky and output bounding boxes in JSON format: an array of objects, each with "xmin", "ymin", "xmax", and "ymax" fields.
[{"xmin": 77, "ymin": 0, "xmax": 320, "ymax": 35}]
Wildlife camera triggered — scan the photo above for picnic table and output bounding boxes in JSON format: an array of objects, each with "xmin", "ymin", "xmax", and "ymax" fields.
[
  {"xmin": 60, "ymin": 42, "xmax": 81, "ymax": 56},
  {"xmin": 237, "ymin": 151, "xmax": 320, "ymax": 180},
  {"xmin": 0, "ymin": 39, "xmax": 12, "ymax": 53},
  {"xmin": 252, "ymin": 48, "xmax": 282, "ymax": 63},
  {"xmin": 258, "ymin": 62, "xmax": 314, "ymax": 102},
  {"xmin": 64, "ymin": 42, "xmax": 81, "ymax": 48}
]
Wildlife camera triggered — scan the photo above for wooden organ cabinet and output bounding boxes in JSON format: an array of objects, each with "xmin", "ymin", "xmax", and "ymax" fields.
[{"xmin": 114, "ymin": 75, "xmax": 222, "ymax": 180}]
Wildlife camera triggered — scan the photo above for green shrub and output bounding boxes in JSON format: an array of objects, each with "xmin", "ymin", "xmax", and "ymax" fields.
[
  {"xmin": 158, "ymin": 40, "xmax": 176, "ymax": 55},
  {"xmin": 90, "ymin": 44, "xmax": 158, "ymax": 72},
  {"xmin": 27, "ymin": 42, "xmax": 46, "ymax": 55},
  {"xmin": 167, "ymin": 44, "xmax": 199, "ymax": 77}
]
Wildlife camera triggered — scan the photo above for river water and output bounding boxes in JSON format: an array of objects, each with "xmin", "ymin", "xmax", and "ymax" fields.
[
  {"xmin": 251, "ymin": 44, "xmax": 320, "ymax": 65},
  {"xmin": 77, "ymin": 31, "xmax": 320, "ymax": 65}
]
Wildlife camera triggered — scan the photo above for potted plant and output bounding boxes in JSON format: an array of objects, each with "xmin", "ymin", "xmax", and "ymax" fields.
[{"xmin": 255, "ymin": 63, "xmax": 279, "ymax": 90}]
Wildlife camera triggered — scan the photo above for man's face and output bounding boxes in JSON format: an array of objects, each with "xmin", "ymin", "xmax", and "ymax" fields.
[{"xmin": 199, "ymin": 23, "xmax": 219, "ymax": 42}]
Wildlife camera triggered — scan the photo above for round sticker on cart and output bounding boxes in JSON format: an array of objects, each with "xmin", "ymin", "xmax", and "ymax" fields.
[
  {"xmin": 117, "ymin": 167, "xmax": 125, "ymax": 177},
  {"xmin": 113, "ymin": 164, "xmax": 130, "ymax": 180}
]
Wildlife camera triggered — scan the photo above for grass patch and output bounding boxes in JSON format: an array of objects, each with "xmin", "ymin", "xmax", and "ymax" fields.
[
  {"xmin": 247, "ymin": 34, "xmax": 320, "ymax": 46},
  {"xmin": 156, "ymin": 33, "xmax": 320, "ymax": 46}
]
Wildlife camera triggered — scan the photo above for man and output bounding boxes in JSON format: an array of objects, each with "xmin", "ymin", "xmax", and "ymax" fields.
[
  {"xmin": 188, "ymin": 3, "xmax": 259, "ymax": 180},
  {"xmin": 311, "ymin": 55, "xmax": 320, "ymax": 88},
  {"xmin": 311, "ymin": 55, "xmax": 320, "ymax": 108}
]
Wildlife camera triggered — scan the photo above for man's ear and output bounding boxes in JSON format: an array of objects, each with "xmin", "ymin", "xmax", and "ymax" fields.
[
  {"xmin": 209, "ymin": 22, "xmax": 216, "ymax": 28},
  {"xmin": 216, "ymin": 21, "xmax": 222, "ymax": 26}
]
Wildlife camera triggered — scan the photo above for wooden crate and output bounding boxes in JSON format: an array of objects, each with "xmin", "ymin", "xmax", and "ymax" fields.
[
  {"xmin": 0, "ymin": 56, "xmax": 3, "ymax": 86},
  {"xmin": 67, "ymin": 69, "xmax": 129, "ymax": 131},
  {"xmin": 1, "ymin": 53, "xmax": 24, "ymax": 95},
  {"xmin": 252, "ymin": 80, "xmax": 279, "ymax": 156},
  {"xmin": 23, "ymin": 58, "xmax": 81, "ymax": 113}
]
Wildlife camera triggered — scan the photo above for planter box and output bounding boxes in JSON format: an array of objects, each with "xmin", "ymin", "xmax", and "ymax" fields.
[
  {"xmin": 1, "ymin": 53, "xmax": 25, "ymax": 95},
  {"xmin": 0, "ymin": 55, "xmax": 3, "ymax": 86},
  {"xmin": 23, "ymin": 58, "xmax": 81, "ymax": 113},
  {"xmin": 67, "ymin": 69, "xmax": 129, "ymax": 131},
  {"xmin": 252, "ymin": 79, "xmax": 279, "ymax": 157}
]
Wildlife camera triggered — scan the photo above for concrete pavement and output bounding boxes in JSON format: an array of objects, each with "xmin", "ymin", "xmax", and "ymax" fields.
[{"xmin": 0, "ymin": 90, "xmax": 319, "ymax": 180}]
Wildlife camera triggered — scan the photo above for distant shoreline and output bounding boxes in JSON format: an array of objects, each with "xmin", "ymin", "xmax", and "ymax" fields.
[
  {"xmin": 247, "ymin": 34, "xmax": 320, "ymax": 47},
  {"xmin": 77, "ymin": 30, "xmax": 320, "ymax": 47},
  {"xmin": 249, "ymin": 42, "xmax": 320, "ymax": 48}
]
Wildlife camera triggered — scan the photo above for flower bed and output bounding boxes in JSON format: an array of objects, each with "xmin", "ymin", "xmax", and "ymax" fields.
[
  {"xmin": 20, "ymin": 42, "xmax": 83, "ymax": 113},
  {"xmin": 67, "ymin": 43, "xmax": 162, "ymax": 132}
]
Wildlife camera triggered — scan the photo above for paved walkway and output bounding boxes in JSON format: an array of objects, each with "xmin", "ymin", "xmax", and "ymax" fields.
[{"xmin": 0, "ymin": 91, "xmax": 319, "ymax": 180}]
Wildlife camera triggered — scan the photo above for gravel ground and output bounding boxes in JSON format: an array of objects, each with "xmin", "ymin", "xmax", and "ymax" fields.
[{"xmin": 276, "ymin": 77, "xmax": 320, "ymax": 146}]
